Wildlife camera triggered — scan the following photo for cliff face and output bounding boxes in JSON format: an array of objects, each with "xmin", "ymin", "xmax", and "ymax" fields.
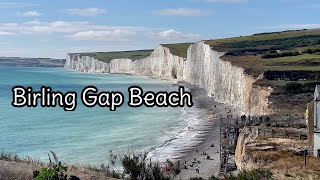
[
  {"xmin": 235, "ymin": 127, "xmax": 259, "ymax": 171},
  {"xmin": 131, "ymin": 46, "xmax": 185, "ymax": 80},
  {"xmin": 64, "ymin": 54, "xmax": 109, "ymax": 73},
  {"xmin": 184, "ymin": 43, "xmax": 271, "ymax": 115},
  {"xmin": 64, "ymin": 42, "xmax": 271, "ymax": 115}
]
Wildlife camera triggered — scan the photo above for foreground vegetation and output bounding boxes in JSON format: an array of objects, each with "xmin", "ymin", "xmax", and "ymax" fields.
[
  {"xmin": 1, "ymin": 150, "xmax": 276, "ymax": 180},
  {"xmin": 0, "ymin": 151, "xmax": 111, "ymax": 180}
]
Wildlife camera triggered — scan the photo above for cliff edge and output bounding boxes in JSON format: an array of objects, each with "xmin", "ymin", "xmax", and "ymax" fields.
[{"xmin": 64, "ymin": 42, "xmax": 272, "ymax": 116}]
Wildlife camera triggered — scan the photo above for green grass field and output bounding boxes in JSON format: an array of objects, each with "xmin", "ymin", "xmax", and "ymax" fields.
[
  {"xmin": 80, "ymin": 50, "xmax": 153, "ymax": 63},
  {"xmin": 206, "ymin": 29, "xmax": 320, "ymax": 45},
  {"xmin": 204, "ymin": 29, "xmax": 320, "ymax": 86},
  {"xmin": 161, "ymin": 43, "xmax": 192, "ymax": 58},
  {"xmin": 80, "ymin": 43, "xmax": 192, "ymax": 62}
]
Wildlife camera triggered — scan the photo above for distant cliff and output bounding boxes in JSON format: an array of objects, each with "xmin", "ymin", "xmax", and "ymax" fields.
[
  {"xmin": 0, "ymin": 57, "xmax": 65, "ymax": 67},
  {"xmin": 65, "ymin": 42, "xmax": 272, "ymax": 115}
]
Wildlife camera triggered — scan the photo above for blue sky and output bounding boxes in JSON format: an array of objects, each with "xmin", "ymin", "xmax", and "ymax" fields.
[{"xmin": 0, "ymin": 0, "xmax": 319, "ymax": 58}]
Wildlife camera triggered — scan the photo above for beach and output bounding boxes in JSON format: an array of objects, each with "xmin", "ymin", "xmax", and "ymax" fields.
[{"xmin": 158, "ymin": 82, "xmax": 239, "ymax": 179}]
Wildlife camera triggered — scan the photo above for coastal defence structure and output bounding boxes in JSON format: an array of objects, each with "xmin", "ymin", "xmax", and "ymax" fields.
[
  {"xmin": 219, "ymin": 116, "xmax": 246, "ymax": 174},
  {"xmin": 219, "ymin": 115, "xmax": 267, "ymax": 174}
]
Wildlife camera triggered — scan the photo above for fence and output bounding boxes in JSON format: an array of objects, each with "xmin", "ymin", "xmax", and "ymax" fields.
[{"xmin": 258, "ymin": 127, "xmax": 308, "ymax": 140}]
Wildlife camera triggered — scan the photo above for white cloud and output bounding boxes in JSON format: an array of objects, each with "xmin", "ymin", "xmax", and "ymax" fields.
[
  {"xmin": 0, "ymin": 21, "xmax": 146, "ymax": 35},
  {"xmin": 147, "ymin": 29, "xmax": 201, "ymax": 40},
  {"xmin": 0, "ymin": 2, "xmax": 36, "ymax": 8},
  {"xmin": 203, "ymin": 0, "xmax": 247, "ymax": 3},
  {"xmin": 68, "ymin": 30, "xmax": 135, "ymax": 41},
  {"xmin": 261, "ymin": 24, "xmax": 320, "ymax": 30},
  {"xmin": 65, "ymin": 8, "xmax": 107, "ymax": 17},
  {"xmin": 17, "ymin": 11, "xmax": 42, "ymax": 17},
  {"xmin": 0, "ymin": 31, "xmax": 15, "ymax": 36},
  {"xmin": 153, "ymin": 8, "xmax": 211, "ymax": 16},
  {"xmin": 0, "ymin": 20, "xmax": 203, "ymax": 42}
]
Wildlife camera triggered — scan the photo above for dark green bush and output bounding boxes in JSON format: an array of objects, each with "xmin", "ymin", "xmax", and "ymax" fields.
[
  {"xmin": 303, "ymin": 81, "xmax": 320, "ymax": 93},
  {"xmin": 281, "ymin": 50, "xmax": 300, "ymax": 57},
  {"xmin": 283, "ymin": 82, "xmax": 303, "ymax": 94},
  {"xmin": 121, "ymin": 153, "xmax": 146, "ymax": 180},
  {"xmin": 262, "ymin": 50, "xmax": 300, "ymax": 58},
  {"xmin": 283, "ymin": 81, "xmax": 320, "ymax": 94},
  {"xmin": 262, "ymin": 52, "xmax": 280, "ymax": 58},
  {"xmin": 303, "ymin": 47, "xmax": 320, "ymax": 54}
]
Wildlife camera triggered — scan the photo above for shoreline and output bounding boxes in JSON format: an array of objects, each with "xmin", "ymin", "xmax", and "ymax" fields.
[
  {"xmin": 173, "ymin": 83, "xmax": 239, "ymax": 179},
  {"xmin": 66, "ymin": 68, "xmax": 239, "ymax": 178},
  {"xmin": 143, "ymin": 77, "xmax": 239, "ymax": 178}
]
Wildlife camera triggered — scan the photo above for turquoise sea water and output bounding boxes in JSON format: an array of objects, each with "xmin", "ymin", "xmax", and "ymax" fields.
[{"xmin": 0, "ymin": 67, "xmax": 185, "ymax": 165}]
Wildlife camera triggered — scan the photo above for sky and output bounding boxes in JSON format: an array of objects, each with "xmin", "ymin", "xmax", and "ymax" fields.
[{"xmin": 0, "ymin": 0, "xmax": 319, "ymax": 58}]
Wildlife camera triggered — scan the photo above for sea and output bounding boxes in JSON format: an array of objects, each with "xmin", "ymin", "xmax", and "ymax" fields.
[{"xmin": 0, "ymin": 66, "xmax": 208, "ymax": 166}]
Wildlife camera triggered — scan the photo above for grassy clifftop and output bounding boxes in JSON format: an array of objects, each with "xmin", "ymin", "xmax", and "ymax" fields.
[
  {"xmin": 80, "ymin": 50, "xmax": 153, "ymax": 63},
  {"xmin": 205, "ymin": 29, "xmax": 320, "ymax": 78},
  {"xmin": 204, "ymin": 29, "xmax": 320, "ymax": 117},
  {"xmin": 78, "ymin": 43, "xmax": 192, "ymax": 63},
  {"xmin": 161, "ymin": 43, "xmax": 192, "ymax": 58}
]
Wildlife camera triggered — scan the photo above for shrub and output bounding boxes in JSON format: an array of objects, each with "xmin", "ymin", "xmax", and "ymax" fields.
[
  {"xmin": 262, "ymin": 52, "xmax": 280, "ymax": 58},
  {"xmin": 224, "ymin": 168, "xmax": 273, "ymax": 180},
  {"xmin": 281, "ymin": 50, "xmax": 300, "ymax": 57},
  {"xmin": 107, "ymin": 150, "xmax": 121, "ymax": 177},
  {"xmin": 121, "ymin": 153, "xmax": 146, "ymax": 180},
  {"xmin": 303, "ymin": 47, "xmax": 320, "ymax": 54},
  {"xmin": 262, "ymin": 50, "xmax": 300, "ymax": 58},
  {"xmin": 283, "ymin": 82, "xmax": 303, "ymax": 94},
  {"xmin": 106, "ymin": 150, "xmax": 173, "ymax": 180},
  {"xmin": 303, "ymin": 81, "xmax": 320, "ymax": 93},
  {"xmin": 33, "ymin": 151, "xmax": 79, "ymax": 180},
  {"xmin": 283, "ymin": 81, "xmax": 320, "ymax": 94}
]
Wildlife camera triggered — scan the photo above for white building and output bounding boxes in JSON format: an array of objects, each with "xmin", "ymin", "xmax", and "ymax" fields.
[{"xmin": 314, "ymin": 85, "xmax": 320, "ymax": 157}]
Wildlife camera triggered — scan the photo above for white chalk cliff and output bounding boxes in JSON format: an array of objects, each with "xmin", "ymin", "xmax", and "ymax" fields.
[
  {"xmin": 65, "ymin": 54, "xmax": 109, "ymax": 73},
  {"xmin": 64, "ymin": 42, "xmax": 271, "ymax": 115}
]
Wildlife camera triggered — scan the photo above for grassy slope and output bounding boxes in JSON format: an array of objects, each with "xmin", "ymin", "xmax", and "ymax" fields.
[
  {"xmin": 161, "ymin": 43, "xmax": 192, "ymax": 58},
  {"xmin": 205, "ymin": 29, "xmax": 320, "ymax": 79},
  {"xmin": 80, "ymin": 43, "xmax": 192, "ymax": 63},
  {"xmin": 205, "ymin": 29, "xmax": 320, "ymax": 117},
  {"xmin": 207, "ymin": 29, "xmax": 320, "ymax": 45},
  {"xmin": 80, "ymin": 50, "xmax": 153, "ymax": 63},
  {"xmin": 0, "ymin": 152, "xmax": 115, "ymax": 179}
]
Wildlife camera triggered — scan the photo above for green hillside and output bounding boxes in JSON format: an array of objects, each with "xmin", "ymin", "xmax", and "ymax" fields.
[
  {"xmin": 161, "ymin": 43, "xmax": 192, "ymax": 58},
  {"xmin": 80, "ymin": 50, "xmax": 153, "ymax": 63},
  {"xmin": 205, "ymin": 29, "xmax": 320, "ymax": 78}
]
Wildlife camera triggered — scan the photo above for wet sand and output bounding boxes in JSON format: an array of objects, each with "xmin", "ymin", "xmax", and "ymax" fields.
[{"xmin": 173, "ymin": 83, "xmax": 239, "ymax": 179}]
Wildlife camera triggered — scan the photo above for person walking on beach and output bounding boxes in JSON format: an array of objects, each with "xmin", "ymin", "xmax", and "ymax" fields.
[
  {"xmin": 164, "ymin": 165, "xmax": 169, "ymax": 174},
  {"xmin": 195, "ymin": 165, "xmax": 200, "ymax": 174}
]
